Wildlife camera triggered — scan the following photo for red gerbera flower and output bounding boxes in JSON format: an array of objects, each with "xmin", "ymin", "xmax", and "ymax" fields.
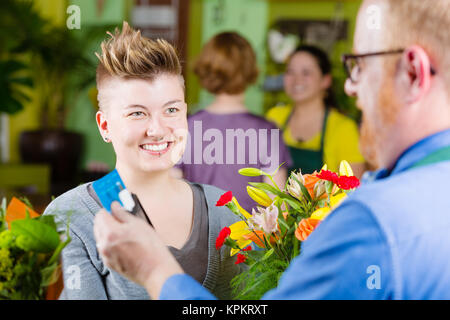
[
  {"xmin": 216, "ymin": 191, "xmax": 233, "ymax": 206},
  {"xmin": 316, "ymin": 170, "xmax": 339, "ymax": 184},
  {"xmin": 235, "ymin": 253, "xmax": 247, "ymax": 265},
  {"xmin": 215, "ymin": 227, "xmax": 231, "ymax": 250},
  {"xmin": 337, "ymin": 175, "xmax": 360, "ymax": 190}
]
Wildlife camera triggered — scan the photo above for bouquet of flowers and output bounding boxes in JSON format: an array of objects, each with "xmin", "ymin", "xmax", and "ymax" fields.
[
  {"xmin": 215, "ymin": 161, "xmax": 361, "ymax": 299},
  {"xmin": 0, "ymin": 197, "xmax": 70, "ymax": 300}
]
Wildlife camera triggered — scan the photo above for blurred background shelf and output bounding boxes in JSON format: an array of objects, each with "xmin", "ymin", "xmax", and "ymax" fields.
[{"xmin": 0, "ymin": 163, "xmax": 51, "ymax": 213}]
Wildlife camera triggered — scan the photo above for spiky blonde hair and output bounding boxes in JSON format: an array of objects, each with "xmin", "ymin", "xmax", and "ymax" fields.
[{"xmin": 95, "ymin": 21, "xmax": 182, "ymax": 90}]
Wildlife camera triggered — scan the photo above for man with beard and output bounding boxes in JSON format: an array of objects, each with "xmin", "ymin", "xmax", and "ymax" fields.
[{"xmin": 93, "ymin": 0, "xmax": 450, "ymax": 299}]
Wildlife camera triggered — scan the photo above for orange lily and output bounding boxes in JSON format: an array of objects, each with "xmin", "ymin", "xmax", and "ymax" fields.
[
  {"xmin": 295, "ymin": 218, "xmax": 321, "ymax": 241},
  {"xmin": 243, "ymin": 229, "xmax": 280, "ymax": 248}
]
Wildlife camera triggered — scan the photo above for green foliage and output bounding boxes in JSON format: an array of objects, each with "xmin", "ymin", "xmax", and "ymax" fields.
[
  {"xmin": 0, "ymin": 198, "xmax": 6, "ymax": 232},
  {"xmin": 0, "ymin": 0, "xmax": 114, "ymax": 126},
  {"xmin": 0, "ymin": 60, "xmax": 33, "ymax": 115},
  {"xmin": 231, "ymin": 251, "xmax": 290, "ymax": 300},
  {"xmin": 0, "ymin": 0, "xmax": 41, "ymax": 115},
  {"xmin": 11, "ymin": 219, "xmax": 60, "ymax": 253},
  {"xmin": 0, "ymin": 197, "xmax": 70, "ymax": 300}
]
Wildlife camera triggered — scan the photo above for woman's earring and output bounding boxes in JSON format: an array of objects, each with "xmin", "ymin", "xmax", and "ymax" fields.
[{"xmin": 104, "ymin": 136, "xmax": 110, "ymax": 142}]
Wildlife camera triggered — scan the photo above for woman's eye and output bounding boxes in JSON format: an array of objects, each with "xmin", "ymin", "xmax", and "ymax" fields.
[
  {"xmin": 129, "ymin": 111, "xmax": 145, "ymax": 117},
  {"xmin": 166, "ymin": 107, "xmax": 179, "ymax": 114},
  {"xmin": 302, "ymin": 70, "xmax": 311, "ymax": 76}
]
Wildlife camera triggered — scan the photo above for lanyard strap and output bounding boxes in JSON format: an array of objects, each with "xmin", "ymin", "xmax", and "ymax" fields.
[{"xmin": 409, "ymin": 145, "xmax": 450, "ymax": 170}]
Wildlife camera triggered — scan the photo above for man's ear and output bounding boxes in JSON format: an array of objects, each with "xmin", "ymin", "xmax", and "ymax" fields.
[{"xmin": 402, "ymin": 45, "xmax": 433, "ymax": 103}]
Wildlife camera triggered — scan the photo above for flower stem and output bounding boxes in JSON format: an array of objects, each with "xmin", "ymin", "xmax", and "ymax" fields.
[{"xmin": 268, "ymin": 175, "xmax": 281, "ymax": 192}]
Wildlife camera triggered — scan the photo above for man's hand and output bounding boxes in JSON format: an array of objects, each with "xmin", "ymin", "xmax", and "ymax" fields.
[{"xmin": 93, "ymin": 201, "xmax": 184, "ymax": 299}]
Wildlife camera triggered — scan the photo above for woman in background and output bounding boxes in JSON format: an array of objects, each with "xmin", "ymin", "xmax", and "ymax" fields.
[
  {"xmin": 266, "ymin": 45, "xmax": 366, "ymax": 177},
  {"xmin": 173, "ymin": 32, "xmax": 292, "ymax": 213}
]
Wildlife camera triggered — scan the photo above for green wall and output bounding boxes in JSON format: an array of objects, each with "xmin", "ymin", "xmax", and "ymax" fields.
[
  {"xmin": 64, "ymin": 0, "xmax": 129, "ymax": 170},
  {"xmin": 192, "ymin": 0, "xmax": 269, "ymax": 115}
]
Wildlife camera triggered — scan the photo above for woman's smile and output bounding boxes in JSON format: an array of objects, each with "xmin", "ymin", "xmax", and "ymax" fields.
[{"xmin": 139, "ymin": 141, "xmax": 173, "ymax": 156}]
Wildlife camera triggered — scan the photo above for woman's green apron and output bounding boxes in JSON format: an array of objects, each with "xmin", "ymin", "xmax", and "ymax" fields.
[{"xmin": 282, "ymin": 108, "xmax": 330, "ymax": 174}]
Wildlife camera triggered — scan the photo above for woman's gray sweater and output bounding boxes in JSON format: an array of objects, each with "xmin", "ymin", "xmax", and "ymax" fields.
[{"xmin": 43, "ymin": 182, "xmax": 242, "ymax": 300}]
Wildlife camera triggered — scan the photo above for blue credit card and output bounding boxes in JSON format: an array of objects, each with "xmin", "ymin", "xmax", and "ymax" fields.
[{"xmin": 92, "ymin": 169, "xmax": 127, "ymax": 212}]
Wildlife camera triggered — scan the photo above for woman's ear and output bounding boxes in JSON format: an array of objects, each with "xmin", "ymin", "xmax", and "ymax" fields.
[
  {"xmin": 402, "ymin": 45, "xmax": 433, "ymax": 104},
  {"xmin": 321, "ymin": 73, "xmax": 333, "ymax": 91},
  {"xmin": 96, "ymin": 110, "xmax": 109, "ymax": 141}
]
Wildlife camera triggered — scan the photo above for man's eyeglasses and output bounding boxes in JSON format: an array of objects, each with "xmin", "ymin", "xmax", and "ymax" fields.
[{"xmin": 341, "ymin": 49, "xmax": 437, "ymax": 83}]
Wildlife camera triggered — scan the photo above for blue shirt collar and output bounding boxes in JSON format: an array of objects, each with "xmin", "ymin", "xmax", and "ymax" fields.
[{"xmin": 362, "ymin": 128, "xmax": 450, "ymax": 183}]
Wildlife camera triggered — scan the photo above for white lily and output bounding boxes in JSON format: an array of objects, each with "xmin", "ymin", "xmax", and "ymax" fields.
[{"xmin": 249, "ymin": 204, "xmax": 279, "ymax": 234}]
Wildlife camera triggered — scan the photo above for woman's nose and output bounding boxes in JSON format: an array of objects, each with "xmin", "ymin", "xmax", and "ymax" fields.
[
  {"xmin": 344, "ymin": 78, "xmax": 358, "ymax": 97},
  {"xmin": 146, "ymin": 116, "xmax": 167, "ymax": 137}
]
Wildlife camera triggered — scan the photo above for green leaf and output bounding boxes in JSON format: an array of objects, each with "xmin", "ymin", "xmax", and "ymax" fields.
[
  {"xmin": 269, "ymin": 162, "xmax": 285, "ymax": 176},
  {"xmin": 290, "ymin": 175, "xmax": 313, "ymax": 203},
  {"xmin": 10, "ymin": 219, "xmax": 60, "ymax": 253},
  {"xmin": 280, "ymin": 196, "xmax": 302, "ymax": 211},
  {"xmin": 48, "ymin": 215, "xmax": 71, "ymax": 266},
  {"xmin": 325, "ymin": 180, "xmax": 334, "ymax": 195},
  {"xmin": 248, "ymin": 182, "xmax": 284, "ymax": 197},
  {"xmin": 35, "ymin": 214, "xmax": 57, "ymax": 230},
  {"xmin": 0, "ymin": 198, "xmax": 6, "ymax": 231},
  {"xmin": 40, "ymin": 262, "xmax": 59, "ymax": 287},
  {"xmin": 262, "ymin": 234, "xmax": 271, "ymax": 250},
  {"xmin": 262, "ymin": 248, "xmax": 274, "ymax": 261},
  {"xmin": 278, "ymin": 216, "xmax": 290, "ymax": 231},
  {"xmin": 246, "ymin": 250, "xmax": 265, "ymax": 261}
]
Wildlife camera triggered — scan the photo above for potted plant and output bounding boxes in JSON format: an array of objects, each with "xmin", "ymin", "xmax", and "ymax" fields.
[
  {"xmin": 0, "ymin": 0, "xmax": 112, "ymax": 195},
  {"xmin": 0, "ymin": 0, "xmax": 36, "ymax": 162},
  {"xmin": 18, "ymin": 22, "xmax": 92, "ymax": 195}
]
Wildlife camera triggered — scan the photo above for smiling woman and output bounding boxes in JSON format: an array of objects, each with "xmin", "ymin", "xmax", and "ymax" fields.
[
  {"xmin": 95, "ymin": 75, "xmax": 188, "ymax": 174},
  {"xmin": 42, "ymin": 22, "xmax": 243, "ymax": 300}
]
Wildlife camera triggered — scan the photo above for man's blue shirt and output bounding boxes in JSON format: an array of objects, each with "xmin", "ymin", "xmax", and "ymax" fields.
[{"xmin": 160, "ymin": 129, "xmax": 450, "ymax": 300}]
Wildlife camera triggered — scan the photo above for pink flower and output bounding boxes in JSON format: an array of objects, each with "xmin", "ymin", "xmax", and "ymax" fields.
[{"xmin": 249, "ymin": 204, "xmax": 279, "ymax": 234}]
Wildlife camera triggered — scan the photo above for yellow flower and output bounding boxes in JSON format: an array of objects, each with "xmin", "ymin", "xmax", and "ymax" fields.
[
  {"xmin": 330, "ymin": 192, "xmax": 347, "ymax": 208},
  {"xmin": 247, "ymin": 186, "xmax": 273, "ymax": 207},
  {"xmin": 229, "ymin": 221, "xmax": 252, "ymax": 256},
  {"xmin": 310, "ymin": 207, "xmax": 331, "ymax": 220},
  {"xmin": 310, "ymin": 193, "xmax": 348, "ymax": 221},
  {"xmin": 339, "ymin": 160, "xmax": 354, "ymax": 177},
  {"xmin": 232, "ymin": 197, "xmax": 252, "ymax": 219},
  {"xmin": 229, "ymin": 221, "xmax": 252, "ymax": 240}
]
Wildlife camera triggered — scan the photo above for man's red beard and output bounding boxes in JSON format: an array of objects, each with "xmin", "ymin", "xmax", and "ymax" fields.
[
  {"xmin": 359, "ymin": 114, "xmax": 380, "ymax": 169},
  {"xmin": 358, "ymin": 66, "xmax": 402, "ymax": 170}
]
